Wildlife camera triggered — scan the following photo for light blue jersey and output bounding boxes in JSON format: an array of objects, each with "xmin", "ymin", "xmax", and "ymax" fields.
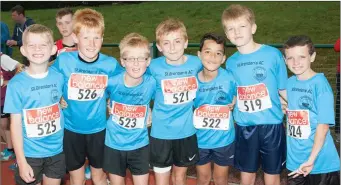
[
  {"xmin": 105, "ymin": 72, "xmax": 156, "ymax": 151},
  {"xmin": 4, "ymin": 69, "xmax": 64, "ymax": 158},
  {"xmin": 148, "ymin": 55, "xmax": 202, "ymax": 139},
  {"xmin": 286, "ymin": 73, "xmax": 340, "ymax": 174},
  {"xmin": 51, "ymin": 51, "xmax": 122, "ymax": 134},
  {"xmin": 194, "ymin": 68, "xmax": 236, "ymax": 149},
  {"xmin": 226, "ymin": 45, "xmax": 287, "ymax": 126}
]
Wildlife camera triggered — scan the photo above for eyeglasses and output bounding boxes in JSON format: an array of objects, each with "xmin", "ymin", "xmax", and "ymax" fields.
[{"xmin": 122, "ymin": 57, "xmax": 149, "ymax": 63}]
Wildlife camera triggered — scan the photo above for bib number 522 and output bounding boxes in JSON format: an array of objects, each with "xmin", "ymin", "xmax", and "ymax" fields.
[
  {"xmin": 202, "ymin": 118, "xmax": 221, "ymax": 129},
  {"xmin": 37, "ymin": 120, "xmax": 57, "ymax": 136},
  {"xmin": 78, "ymin": 89, "xmax": 97, "ymax": 100}
]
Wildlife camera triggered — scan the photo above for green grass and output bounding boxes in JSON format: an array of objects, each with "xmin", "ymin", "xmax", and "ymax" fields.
[{"xmin": 1, "ymin": 2, "xmax": 340, "ymax": 91}]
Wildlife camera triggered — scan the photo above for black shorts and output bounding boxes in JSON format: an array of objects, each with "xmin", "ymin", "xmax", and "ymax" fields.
[
  {"xmin": 287, "ymin": 170, "xmax": 340, "ymax": 185},
  {"xmin": 197, "ymin": 142, "xmax": 235, "ymax": 167},
  {"xmin": 63, "ymin": 129, "xmax": 105, "ymax": 171},
  {"xmin": 150, "ymin": 134, "xmax": 199, "ymax": 168},
  {"xmin": 103, "ymin": 145, "xmax": 149, "ymax": 177},
  {"xmin": 234, "ymin": 124, "xmax": 286, "ymax": 174},
  {"xmin": 15, "ymin": 152, "xmax": 65, "ymax": 185},
  {"xmin": 1, "ymin": 106, "xmax": 9, "ymax": 118}
]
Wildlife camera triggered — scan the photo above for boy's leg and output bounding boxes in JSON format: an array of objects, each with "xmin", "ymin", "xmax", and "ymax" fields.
[
  {"xmin": 42, "ymin": 152, "xmax": 65, "ymax": 185},
  {"xmin": 150, "ymin": 136, "xmax": 173, "ymax": 185},
  {"xmin": 14, "ymin": 157, "xmax": 44, "ymax": 185},
  {"xmin": 173, "ymin": 134, "xmax": 199, "ymax": 185},
  {"xmin": 103, "ymin": 145, "xmax": 127, "ymax": 185},
  {"xmin": 127, "ymin": 145, "xmax": 150, "ymax": 185},
  {"xmin": 234, "ymin": 125, "xmax": 260, "ymax": 185},
  {"xmin": 196, "ymin": 148, "xmax": 212, "ymax": 185},
  {"xmin": 1, "ymin": 116, "xmax": 14, "ymax": 160},
  {"xmin": 260, "ymin": 124, "xmax": 286, "ymax": 185},
  {"xmin": 86, "ymin": 130, "xmax": 106, "ymax": 185},
  {"xmin": 211, "ymin": 142, "xmax": 235, "ymax": 185},
  {"xmin": 63, "ymin": 129, "xmax": 87, "ymax": 184}
]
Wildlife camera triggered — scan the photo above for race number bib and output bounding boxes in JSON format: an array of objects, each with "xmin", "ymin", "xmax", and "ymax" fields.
[
  {"xmin": 111, "ymin": 101, "xmax": 147, "ymax": 129},
  {"xmin": 161, "ymin": 76, "xmax": 198, "ymax": 105},
  {"xmin": 68, "ymin": 73, "xmax": 108, "ymax": 101},
  {"xmin": 57, "ymin": 47, "xmax": 77, "ymax": 56},
  {"xmin": 287, "ymin": 110, "xmax": 311, "ymax": 139},
  {"xmin": 23, "ymin": 103, "xmax": 61, "ymax": 138},
  {"xmin": 237, "ymin": 83, "xmax": 272, "ymax": 113},
  {"xmin": 193, "ymin": 104, "xmax": 231, "ymax": 130}
]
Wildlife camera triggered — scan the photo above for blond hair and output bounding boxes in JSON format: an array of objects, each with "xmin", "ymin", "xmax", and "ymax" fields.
[
  {"xmin": 22, "ymin": 24, "xmax": 54, "ymax": 45},
  {"xmin": 221, "ymin": 4, "xmax": 255, "ymax": 30},
  {"xmin": 72, "ymin": 8, "xmax": 104, "ymax": 35},
  {"xmin": 119, "ymin": 33, "xmax": 150, "ymax": 56},
  {"xmin": 155, "ymin": 18, "xmax": 188, "ymax": 43}
]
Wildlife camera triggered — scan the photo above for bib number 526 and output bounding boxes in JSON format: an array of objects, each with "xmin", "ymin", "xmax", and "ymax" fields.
[
  {"xmin": 37, "ymin": 120, "xmax": 57, "ymax": 136},
  {"xmin": 244, "ymin": 99, "xmax": 262, "ymax": 112},
  {"xmin": 78, "ymin": 89, "xmax": 97, "ymax": 100}
]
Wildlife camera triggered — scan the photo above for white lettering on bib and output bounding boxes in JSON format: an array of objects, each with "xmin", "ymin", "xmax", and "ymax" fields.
[
  {"xmin": 193, "ymin": 104, "xmax": 231, "ymax": 130},
  {"xmin": 68, "ymin": 73, "xmax": 108, "ymax": 101},
  {"xmin": 237, "ymin": 83, "xmax": 272, "ymax": 113},
  {"xmin": 287, "ymin": 110, "xmax": 311, "ymax": 139},
  {"xmin": 23, "ymin": 103, "xmax": 61, "ymax": 138},
  {"xmin": 111, "ymin": 101, "xmax": 147, "ymax": 129},
  {"xmin": 161, "ymin": 76, "xmax": 198, "ymax": 105}
]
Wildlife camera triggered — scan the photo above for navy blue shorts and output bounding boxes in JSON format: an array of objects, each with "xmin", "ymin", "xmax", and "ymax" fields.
[
  {"xmin": 234, "ymin": 124, "xmax": 286, "ymax": 174},
  {"xmin": 197, "ymin": 141, "xmax": 235, "ymax": 166}
]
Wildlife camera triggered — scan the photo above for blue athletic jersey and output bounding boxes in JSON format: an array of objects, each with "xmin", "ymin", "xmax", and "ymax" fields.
[
  {"xmin": 194, "ymin": 68, "xmax": 236, "ymax": 149},
  {"xmin": 51, "ymin": 51, "xmax": 123, "ymax": 134},
  {"xmin": 286, "ymin": 73, "xmax": 340, "ymax": 174},
  {"xmin": 105, "ymin": 72, "xmax": 156, "ymax": 151},
  {"xmin": 4, "ymin": 69, "xmax": 64, "ymax": 158},
  {"xmin": 226, "ymin": 45, "xmax": 287, "ymax": 126},
  {"xmin": 148, "ymin": 55, "xmax": 202, "ymax": 139}
]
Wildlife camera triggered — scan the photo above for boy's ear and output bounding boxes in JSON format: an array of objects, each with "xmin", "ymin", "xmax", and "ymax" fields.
[
  {"xmin": 156, "ymin": 43, "xmax": 163, "ymax": 52},
  {"xmin": 120, "ymin": 58, "xmax": 126, "ymax": 68},
  {"xmin": 197, "ymin": 51, "xmax": 201, "ymax": 59},
  {"xmin": 146, "ymin": 57, "xmax": 151, "ymax": 67},
  {"xmin": 184, "ymin": 39, "xmax": 188, "ymax": 49},
  {"xmin": 221, "ymin": 55, "xmax": 226, "ymax": 64},
  {"xmin": 20, "ymin": 46, "xmax": 27, "ymax": 57},
  {"xmin": 251, "ymin": 23, "xmax": 257, "ymax": 35},
  {"xmin": 51, "ymin": 45, "xmax": 57, "ymax": 56},
  {"xmin": 310, "ymin": 52, "xmax": 316, "ymax": 63},
  {"xmin": 71, "ymin": 33, "xmax": 78, "ymax": 44}
]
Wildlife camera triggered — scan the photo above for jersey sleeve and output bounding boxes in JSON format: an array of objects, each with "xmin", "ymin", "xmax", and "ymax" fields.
[
  {"xmin": 4, "ymin": 80, "xmax": 23, "ymax": 114},
  {"xmin": 275, "ymin": 50, "xmax": 288, "ymax": 90},
  {"xmin": 108, "ymin": 57, "xmax": 123, "ymax": 77},
  {"xmin": 316, "ymin": 80, "xmax": 335, "ymax": 125},
  {"xmin": 50, "ymin": 55, "xmax": 61, "ymax": 72}
]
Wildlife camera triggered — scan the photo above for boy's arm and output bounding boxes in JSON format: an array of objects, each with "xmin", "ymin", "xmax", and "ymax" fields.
[{"xmin": 10, "ymin": 113, "xmax": 36, "ymax": 183}]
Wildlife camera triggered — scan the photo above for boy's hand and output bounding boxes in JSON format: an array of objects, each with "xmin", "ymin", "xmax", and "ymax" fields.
[
  {"xmin": 227, "ymin": 97, "xmax": 236, "ymax": 111},
  {"xmin": 280, "ymin": 96, "xmax": 288, "ymax": 114},
  {"xmin": 60, "ymin": 97, "xmax": 68, "ymax": 109},
  {"xmin": 288, "ymin": 160, "xmax": 314, "ymax": 178},
  {"xmin": 147, "ymin": 107, "xmax": 152, "ymax": 127},
  {"xmin": 19, "ymin": 162, "xmax": 35, "ymax": 183},
  {"xmin": 107, "ymin": 99, "xmax": 112, "ymax": 115},
  {"xmin": 15, "ymin": 63, "xmax": 25, "ymax": 74}
]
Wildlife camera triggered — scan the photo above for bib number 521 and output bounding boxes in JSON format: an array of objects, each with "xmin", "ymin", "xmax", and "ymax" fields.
[
  {"xmin": 172, "ymin": 91, "xmax": 189, "ymax": 104},
  {"xmin": 37, "ymin": 120, "xmax": 57, "ymax": 136},
  {"xmin": 244, "ymin": 99, "xmax": 262, "ymax": 112},
  {"xmin": 78, "ymin": 89, "xmax": 97, "ymax": 100}
]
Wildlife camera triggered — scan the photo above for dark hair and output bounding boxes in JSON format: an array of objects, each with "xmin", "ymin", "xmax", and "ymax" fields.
[
  {"xmin": 11, "ymin": 5, "xmax": 25, "ymax": 16},
  {"xmin": 283, "ymin": 35, "xmax": 315, "ymax": 56},
  {"xmin": 56, "ymin": 8, "xmax": 73, "ymax": 19},
  {"xmin": 199, "ymin": 33, "xmax": 225, "ymax": 53}
]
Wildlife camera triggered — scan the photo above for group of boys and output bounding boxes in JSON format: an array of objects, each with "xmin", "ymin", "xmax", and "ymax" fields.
[{"xmin": 2, "ymin": 3, "xmax": 340, "ymax": 185}]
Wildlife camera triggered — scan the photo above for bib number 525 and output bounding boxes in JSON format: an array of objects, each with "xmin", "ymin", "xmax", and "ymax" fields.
[
  {"xmin": 37, "ymin": 120, "xmax": 57, "ymax": 136},
  {"xmin": 78, "ymin": 89, "xmax": 97, "ymax": 100},
  {"xmin": 244, "ymin": 99, "xmax": 262, "ymax": 112}
]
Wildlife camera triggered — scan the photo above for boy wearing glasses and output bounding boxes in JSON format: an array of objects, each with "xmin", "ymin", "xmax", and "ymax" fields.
[{"xmin": 103, "ymin": 33, "xmax": 156, "ymax": 185}]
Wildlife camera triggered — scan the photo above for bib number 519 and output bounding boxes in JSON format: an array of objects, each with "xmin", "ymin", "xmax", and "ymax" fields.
[
  {"xmin": 37, "ymin": 120, "xmax": 57, "ymax": 136},
  {"xmin": 244, "ymin": 99, "xmax": 262, "ymax": 112}
]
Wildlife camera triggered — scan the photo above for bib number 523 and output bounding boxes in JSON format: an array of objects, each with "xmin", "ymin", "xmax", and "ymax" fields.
[
  {"xmin": 37, "ymin": 120, "xmax": 57, "ymax": 136},
  {"xmin": 119, "ymin": 117, "xmax": 137, "ymax": 128}
]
